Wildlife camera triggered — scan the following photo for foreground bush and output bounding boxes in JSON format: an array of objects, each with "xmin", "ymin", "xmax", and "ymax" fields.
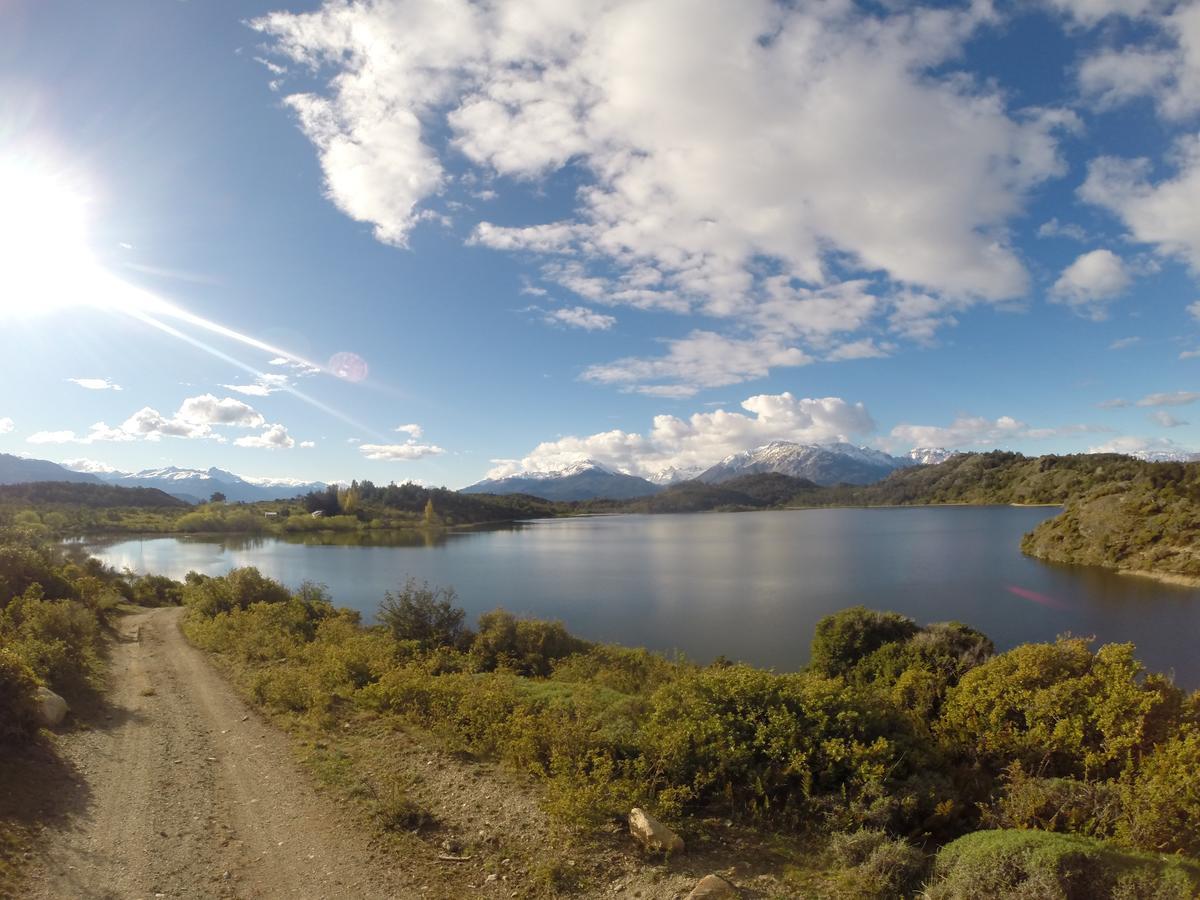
[
  {"xmin": 1119, "ymin": 727, "xmax": 1200, "ymax": 857},
  {"xmin": 926, "ymin": 829, "xmax": 1199, "ymax": 899},
  {"xmin": 0, "ymin": 649, "xmax": 40, "ymax": 742},
  {"xmin": 937, "ymin": 639, "xmax": 1182, "ymax": 780}
]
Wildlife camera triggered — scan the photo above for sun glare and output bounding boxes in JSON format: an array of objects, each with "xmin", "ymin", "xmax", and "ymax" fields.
[{"xmin": 0, "ymin": 159, "xmax": 99, "ymax": 315}]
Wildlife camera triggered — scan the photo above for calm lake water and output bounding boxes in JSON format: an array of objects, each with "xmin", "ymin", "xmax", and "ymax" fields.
[{"xmin": 87, "ymin": 507, "xmax": 1200, "ymax": 686}]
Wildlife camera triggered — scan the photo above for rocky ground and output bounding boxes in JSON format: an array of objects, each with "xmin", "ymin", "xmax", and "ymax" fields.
[{"xmin": 5, "ymin": 609, "xmax": 802, "ymax": 899}]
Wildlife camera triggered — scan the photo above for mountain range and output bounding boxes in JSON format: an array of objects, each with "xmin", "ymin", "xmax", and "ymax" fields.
[
  {"xmin": 463, "ymin": 442, "xmax": 961, "ymax": 500},
  {"xmin": 0, "ymin": 454, "xmax": 327, "ymax": 504}
]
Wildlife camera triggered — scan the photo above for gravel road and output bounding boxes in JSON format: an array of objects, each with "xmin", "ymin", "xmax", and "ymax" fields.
[{"xmin": 27, "ymin": 607, "xmax": 406, "ymax": 900}]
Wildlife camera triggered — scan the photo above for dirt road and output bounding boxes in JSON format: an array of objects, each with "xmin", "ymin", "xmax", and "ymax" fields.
[{"xmin": 26, "ymin": 607, "xmax": 406, "ymax": 900}]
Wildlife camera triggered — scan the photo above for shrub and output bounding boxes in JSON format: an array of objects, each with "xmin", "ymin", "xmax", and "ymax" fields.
[
  {"xmin": 937, "ymin": 639, "xmax": 1182, "ymax": 779},
  {"xmin": 1119, "ymin": 726, "xmax": 1200, "ymax": 856},
  {"xmin": 926, "ymin": 830, "xmax": 1199, "ymax": 900},
  {"xmin": 131, "ymin": 574, "xmax": 183, "ymax": 607},
  {"xmin": 0, "ymin": 649, "xmax": 40, "ymax": 742},
  {"xmin": 183, "ymin": 567, "xmax": 292, "ymax": 618},
  {"xmin": 471, "ymin": 609, "xmax": 590, "ymax": 677},
  {"xmin": 638, "ymin": 665, "xmax": 923, "ymax": 824},
  {"xmin": 378, "ymin": 579, "xmax": 470, "ymax": 651},
  {"xmin": 809, "ymin": 607, "xmax": 919, "ymax": 678},
  {"xmin": 551, "ymin": 644, "xmax": 679, "ymax": 696},
  {"xmin": 980, "ymin": 764, "xmax": 1124, "ymax": 840},
  {"xmin": 3, "ymin": 594, "xmax": 101, "ymax": 693}
]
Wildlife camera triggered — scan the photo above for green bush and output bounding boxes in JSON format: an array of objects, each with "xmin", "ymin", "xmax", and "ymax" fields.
[
  {"xmin": 937, "ymin": 639, "xmax": 1182, "ymax": 779},
  {"xmin": 638, "ymin": 665, "xmax": 923, "ymax": 824},
  {"xmin": 980, "ymin": 764, "xmax": 1124, "ymax": 840},
  {"xmin": 1119, "ymin": 726, "xmax": 1200, "ymax": 856},
  {"xmin": 471, "ymin": 608, "xmax": 590, "ymax": 677},
  {"xmin": 131, "ymin": 574, "xmax": 183, "ymax": 607},
  {"xmin": 0, "ymin": 649, "xmax": 40, "ymax": 742},
  {"xmin": 551, "ymin": 644, "xmax": 679, "ymax": 696},
  {"xmin": 182, "ymin": 567, "xmax": 293, "ymax": 618},
  {"xmin": 809, "ymin": 607, "xmax": 919, "ymax": 678},
  {"xmin": 926, "ymin": 829, "xmax": 1199, "ymax": 900},
  {"xmin": 2, "ymin": 593, "xmax": 101, "ymax": 693},
  {"xmin": 378, "ymin": 579, "xmax": 470, "ymax": 651}
]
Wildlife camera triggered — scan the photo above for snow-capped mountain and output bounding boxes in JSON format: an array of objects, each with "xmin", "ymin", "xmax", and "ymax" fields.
[
  {"xmin": 0, "ymin": 453, "xmax": 102, "ymax": 486},
  {"xmin": 1124, "ymin": 450, "xmax": 1200, "ymax": 463},
  {"xmin": 462, "ymin": 460, "xmax": 661, "ymax": 501},
  {"xmin": 646, "ymin": 465, "xmax": 706, "ymax": 486},
  {"xmin": 698, "ymin": 441, "xmax": 916, "ymax": 486},
  {"xmin": 906, "ymin": 447, "xmax": 959, "ymax": 465},
  {"xmin": 64, "ymin": 464, "xmax": 328, "ymax": 504}
]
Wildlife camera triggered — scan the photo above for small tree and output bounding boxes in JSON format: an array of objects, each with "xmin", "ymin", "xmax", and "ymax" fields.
[
  {"xmin": 378, "ymin": 578, "xmax": 468, "ymax": 650},
  {"xmin": 209, "ymin": 491, "xmax": 227, "ymax": 503},
  {"xmin": 423, "ymin": 498, "xmax": 436, "ymax": 525}
]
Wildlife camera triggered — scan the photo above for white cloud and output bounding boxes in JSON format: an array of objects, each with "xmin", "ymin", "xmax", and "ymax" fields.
[
  {"xmin": 1037, "ymin": 218, "xmax": 1090, "ymax": 241},
  {"xmin": 582, "ymin": 332, "xmax": 813, "ymax": 397},
  {"xmin": 1050, "ymin": 250, "xmax": 1131, "ymax": 320},
  {"xmin": 255, "ymin": 0, "xmax": 1073, "ymax": 394},
  {"xmin": 1081, "ymin": 138, "xmax": 1200, "ymax": 270},
  {"xmin": 60, "ymin": 458, "xmax": 121, "ymax": 474},
  {"xmin": 537, "ymin": 306, "xmax": 617, "ymax": 332},
  {"xmin": 23, "ymin": 395, "xmax": 272, "ymax": 445},
  {"xmin": 176, "ymin": 394, "xmax": 265, "ymax": 428},
  {"xmin": 485, "ymin": 392, "xmax": 874, "ymax": 479},
  {"xmin": 0, "ymin": 417, "xmax": 12, "ymax": 434},
  {"xmin": 1108, "ymin": 336, "xmax": 1141, "ymax": 350},
  {"xmin": 268, "ymin": 356, "xmax": 322, "ymax": 376},
  {"xmin": 1098, "ymin": 398, "xmax": 1131, "ymax": 408},
  {"xmin": 1150, "ymin": 410, "xmax": 1188, "ymax": 427},
  {"xmin": 300, "ymin": 440, "xmax": 316, "ymax": 448},
  {"xmin": 359, "ymin": 441, "xmax": 446, "ymax": 461},
  {"xmin": 825, "ymin": 339, "xmax": 895, "ymax": 361},
  {"xmin": 67, "ymin": 377, "xmax": 122, "ymax": 391},
  {"xmin": 394, "ymin": 423, "xmax": 424, "ymax": 438},
  {"xmin": 888, "ymin": 415, "xmax": 1102, "ymax": 449},
  {"xmin": 1136, "ymin": 390, "xmax": 1200, "ymax": 406},
  {"xmin": 222, "ymin": 373, "xmax": 291, "ymax": 397},
  {"xmin": 1046, "ymin": 0, "xmax": 1164, "ymax": 26},
  {"xmin": 1077, "ymin": 3, "xmax": 1200, "ymax": 119},
  {"xmin": 234, "ymin": 425, "xmax": 296, "ymax": 449},
  {"xmin": 1188, "ymin": 300, "xmax": 1200, "ymax": 320},
  {"xmin": 1088, "ymin": 435, "xmax": 1194, "ymax": 455}
]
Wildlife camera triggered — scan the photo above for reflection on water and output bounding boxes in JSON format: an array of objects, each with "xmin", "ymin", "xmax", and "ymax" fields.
[{"xmin": 86, "ymin": 508, "xmax": 1200, "ymax": 686}]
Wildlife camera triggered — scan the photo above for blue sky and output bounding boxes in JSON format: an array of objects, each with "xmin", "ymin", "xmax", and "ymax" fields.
[{"xmin": 2, "ymin": 0, "xmax": 1199, "ymax": 487}]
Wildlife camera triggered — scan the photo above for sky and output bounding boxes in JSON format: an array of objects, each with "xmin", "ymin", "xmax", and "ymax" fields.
[{"xmin": 1, "ymin": 0, "xmax": 1200, "ymax": 487}]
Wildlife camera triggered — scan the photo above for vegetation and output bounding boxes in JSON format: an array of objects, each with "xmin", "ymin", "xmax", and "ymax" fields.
[{"xmin": 176, "ymin": 565, "xmax": 1200, "ymax": 896}]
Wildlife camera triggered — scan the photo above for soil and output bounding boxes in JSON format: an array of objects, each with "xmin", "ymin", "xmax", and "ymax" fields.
[{"xmin": 12, "ymin": 608, "xmax": 797, "ymax": 899}]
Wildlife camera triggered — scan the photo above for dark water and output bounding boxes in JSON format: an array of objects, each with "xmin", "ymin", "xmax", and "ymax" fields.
[{"xmin": 87, "ymin": 507, "xmax": 1200, "ymax": 686}]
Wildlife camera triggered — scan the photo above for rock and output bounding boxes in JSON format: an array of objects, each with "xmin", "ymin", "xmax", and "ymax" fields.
[
  {"xmin": 628, "ymin": 807, "xmax": 684, "ymax": 854},
  {"xmin": 686, "ymin": 874, "xmax": 738, "ymax": 899},
  {"xmin": 34, "ymin": 686, "xmax": 68, "ymax": 726}
]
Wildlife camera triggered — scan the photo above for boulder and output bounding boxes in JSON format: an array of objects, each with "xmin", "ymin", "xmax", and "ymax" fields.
[
  {"xmin": 628, "ymin": 807, "xmax": 684, "ymax": 854},
  {"xmin": 686, "ymin": 874, "xmax": 739, "ymax": 899},
  {"xmin": 34, "ymin": 686, "xmax": 68, "ymax": 727}
]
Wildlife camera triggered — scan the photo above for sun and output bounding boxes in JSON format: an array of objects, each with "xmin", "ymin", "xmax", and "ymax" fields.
[{"xmin": 0, "ymin": 157, "xmax": 112, "ymax": 317}]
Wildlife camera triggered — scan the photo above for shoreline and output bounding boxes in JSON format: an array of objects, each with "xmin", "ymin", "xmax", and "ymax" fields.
[{"xmin": 1118, "ymin": 568, "xmax": 1200, "ymax": 588}]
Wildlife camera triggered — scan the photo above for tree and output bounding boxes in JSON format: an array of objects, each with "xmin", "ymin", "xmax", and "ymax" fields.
[
  {"xmin": 423, "ymin": 498, "xmax": 436, "ymax": 525},
  {"xmin": 209, "ymin": 491, "xmax": 227, "ymax": 503},
  {"xmin": 378, "ymin": 578, "xmax": 469, "ymax": 650}
]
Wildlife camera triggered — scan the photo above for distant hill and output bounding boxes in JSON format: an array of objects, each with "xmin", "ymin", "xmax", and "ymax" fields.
[
  {"xmin": 698, "ymin": 441, "xmax": 918, "ymax": 486},
  {"xmin": 462, "ymin": 460, "xmax": 661, "ymax": 501},
  {"xmin": 0, "ymin": 481, "xmax": 188, "ymax": 509},
  {"xmin": 81, "ymin": 466, "xmax": 328, "ymax": 504},
  {"xmin": 0, "ymin": 453, "xmax": 102, "ymax": 486}
]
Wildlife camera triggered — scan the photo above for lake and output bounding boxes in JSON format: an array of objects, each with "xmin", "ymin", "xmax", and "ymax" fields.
[{"xmin": 86, "ymin": 507, "xmax": 1200, "ymax": 686}]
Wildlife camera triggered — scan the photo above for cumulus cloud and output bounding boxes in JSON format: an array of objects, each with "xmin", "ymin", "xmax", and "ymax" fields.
[
  {"xmin": 299, "ymin": 440, "xmax": 316, "ymax": 449},
  {"xmin": 0, "ymin": 417, "xmax": 12, "ymax": 434},
  {"xmin": 888, "ymin": 415, "xmax": 1102, "ymax": 449},
  {"xmin": 1037, "ymin": 218, "xmax": 1090, "ymax": 241},
  {"xmin": 359, "ymin": 441, "xmax": 446, "ymax": 461},
  {"xmin": 23, "ymin": 395, "xmax": 274, "ymax": 445},
  {"xmin": 1050, "ymin": 250, "xmax": 1131, "ymax": 319},
  {"xmin": 67, "ymin": 378, "xmax": 122, "ymax": 391},
  {"xmin": 1077, "ymin": 3, "xmax": 1200, "ymax": 119},
  {"xmin": 255, "ymin": 0, "xmax": 1073, "ymax": 394},
  {"xmin": 1081, "ymin": 138, "xmax": 1200, "ymax": 270},
  {"xmin": 1088, "ymin": 435, "xmax": 1195, "ymax": 455},
  {"xmin": 394, "ymin": 423, "xmax": 424, "ymax": 438},
  {"xmin": 61, "ymin": 458, "xmax": 121, "ymax": 474},
  {"xmin": 485, "ymin": 392, "xmax": 874, "ymax": 479},
  {"xmin": 234, "ymin": 425, "xmax": 296, "ymax": 449}
]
